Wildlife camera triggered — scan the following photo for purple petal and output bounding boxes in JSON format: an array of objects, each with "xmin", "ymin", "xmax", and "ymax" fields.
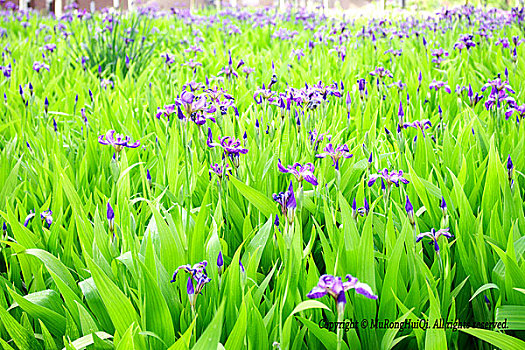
[{"xmin": 307, "ymin": 286, "xmax": 328, "ymax": 299}]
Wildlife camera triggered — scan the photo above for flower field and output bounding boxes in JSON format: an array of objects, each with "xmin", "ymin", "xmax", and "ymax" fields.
[{"xmin": 1, "ymin": 4, "xmax": 525, "ymax": 349}]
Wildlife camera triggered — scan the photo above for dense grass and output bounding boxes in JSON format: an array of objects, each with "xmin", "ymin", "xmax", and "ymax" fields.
[{"xmin": 0, "ymin": 4, "xmax": 524, "ymax": 349}]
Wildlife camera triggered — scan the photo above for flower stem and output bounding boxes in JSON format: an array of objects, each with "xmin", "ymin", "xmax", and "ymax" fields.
[{"xmin": 336, "ymin": 308, "xmax": 343, "ymax": 350}]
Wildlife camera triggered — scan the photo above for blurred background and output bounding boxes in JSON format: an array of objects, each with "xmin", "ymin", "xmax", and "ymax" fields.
[{"xmin": 3, "ymin": 0, "xmax": 522, "ymax": 22}]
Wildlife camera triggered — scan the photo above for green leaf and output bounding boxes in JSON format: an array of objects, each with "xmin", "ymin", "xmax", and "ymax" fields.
[
  {"xmin": 7, "ymin": 288, "xmax": 66, "ymax": 336},
  {"xmin": 495, "ymin": 306, "xmax": 525, "ymax": 331},
  {"xmin": 193, "ymin": 302, "xmax": 225, "ymax": 350},
  {"xmin": 460, "ymin": 328, "xmax": 525, "ymax": 349},
  {"xmin": 84, "ymin": 256, "xmax": 140, "ymax": 336},
  {"xmin": 167, "ymin": 317, "xmax": 196, "ymax": 350},
  {"xmin": 229, "ymin": 176, "xmax": 277, "ymax": 217},
  {"xmin": 296, "ymin": 316, "xmax": 349, "ymax": 350},
  {"xmin": 469, "ymin": 283, "xmax": 499, "ymax": 302},
  {"xmin": 62, "ymin": 332, "xmax": 113, "ymax": 350},
  {"xmin": 381, "ymin": 308, "xmax": 414, "ymax": 350},
  {"xmin": 39, "ymin": 320, "xmax": 59, "ymax": 350},
  {"xmin": 224, "ymin": 298, "xmax": 247, "ymax": 350},
  {"xmin": 424, "ymin": 281, "xmax": 447, "ymax": 350},
  {"xmin": 0, "ymin": 306, "xmax": 40, "ymax": 349},
  {"xmin": 139, "ymin": 260, "xmax": 176, "ymax": 346},
  {"xmin": 282, "ymin": 300, "xmax": 332, "ymax": 349}
]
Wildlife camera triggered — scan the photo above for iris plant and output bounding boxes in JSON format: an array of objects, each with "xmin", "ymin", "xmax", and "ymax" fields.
[
  {"xmin": 277, "ymin": 159, "xmax": 318, "ymax": 186},
  {"xmin": 207, "ymin": 128, "xmax": 248, "ymax": 168},
  {"xmin": 403, "ymin": 120, "xmax": 432, "ymax": 137},
  {"xmin": 315, "ymin": 143, "xmax": 353, "ymax": 170},
  {"xmin": 23, "ymin": 210, "xmax": 53, "ymax": 227},
  {"xmin": 272, "ymin": 181, "xmax": 297, "ymax": 225},
  {"xmin": 416, "ymin": 228, "xmax": 453, "ymax": 253},
  {"xmin": 171, "ymin": 261, "xmax": 211, "ymax": 312},
  {"xmin": 98, "ymin": 130, "xmax": 140, "ymax": 153},
  {"xmin": 308, "ymin": 274, "xmax": 377, "ymax": 350}
]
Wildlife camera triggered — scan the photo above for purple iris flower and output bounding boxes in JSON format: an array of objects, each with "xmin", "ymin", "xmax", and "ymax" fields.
[
  {"xmin": 495, "ymin": 38, "xmax": 510, "ymax": 48},
  {"xmin": 287, "ymin": 86, "xmax": 323, "ymax": 110},
  {"xmin": 416, "ymin": 228, "xmax": 453, "ymax": 252},
  {"xmin": 484, "ymin": 89, "xmax": 515, "ymax": 111},
  {"xmin": 98, "ymin": 130, "xmax": 141, "ymax": 153},
  {"xmin": 176, "ymin": 90, "xmax": 216, "ymax": 124},
  {"xmin": 160, "ymin": 52, "xmax": 175, "ymax": 67},
  {"xmin": 354, "ymin": 197, "xmax": 369, "ymax": 217},
  {"xmin": 171, "ymin": 261, "xmax": 210, "ymax": 309},
  {"xmin": 33, "ymin": 61, "xmax": 50, "ymax": 73},
  {"xmin": 40, "ymin": 210, "xmax": 53, "ymax": 227},
  {"xmin": 277, "ymin": 159, "xmax": 318, "ymax": 186},
  {"xmin": 466, "ymin": 84, "xmax": 484, "ymax": 107},
  {"xmin": 182, "ymin": 58, "xmax": 202, "ymax": 69},
  {"xmin": 107, "ymin": 202, "xmax": 114, "ymax": 232},
  {"xmin": 217, "ymin": 251, "xmax": 224, "ymax": 276},
  {"xmin": 369, "ymin": 66, "xmax": 393, "ymax": 79},
  {"xmin": 316, "ymin": 143, "xmax": 353, "ymax": 170},
  {"xmin": 183, "ymin": 81, "xmax": 205, "ymax": 92},
  {"xmin": 214, "ymin": 98, "xmax": 237, "ymax": 116},
  {"xmin": 385, "ymin": 48, "xmax": 402, "ymax": 57},
  {"xmin": 307, "ymin": 274, "xmax": 377, "ymax": 314},
  {"xmin": 388, "ymin": 81, "xmax": 406, "ymax": 91},
  {"xmin": 512, "ymin": 36, "xmax": 525, "ymax": 47},
  {"xmin": 455, "ymin": 85, "xmax": 467, "ymax": 97},
  {"xmin": 403, "ymin": 120, "xmax": 432, "ymax": 137},
  {"xmin": 218, "ymin": 51, "xmax": 241, "ymax": 79},
  {"xmin": 453, "ymin": 34, "xmax": 476, "ymax": 51},
  {"xmin": 405, "ymin": 195, "xmax": 415, "ymax": 226},
  {"xmin": 272, "ymin": 180, "xmax": 297, "ymax": 225},
  {"xmin": 42, "ymin": 43, "xmax": 57, "ymax": 53},
  {"xmin": 205, "ymin": 86, "xmax": 233, "ymax": 101},
  {"xmin": 253, "ymin": 84, "xmax": 277, "ymax": 104},
  {"xmin": 440, "ymin": 196, "xmax": 447, "ymax": 216},
  {"xmin": 329, "ymin": 45, "xmax": 346, "ymax": 59},
  {"xmin": 171, "ymin": 260, "xmax": 208, "ymax": 282},
  {"xmin": 207, "ymin": 128, "xmax": 248, "ymax": 168},
  {"xmin": 1, "ymin": 64, "xmax": 12, "ymax": 78},
  {"xmin": 357, "ymin": 78, "xmax": 368, "ymax": 99},
  {"xmin": 368, "ymin": 168, "xmax": 410, "ymax": 188},
  {"xmin": 156, "ymin": 104, "xmax": 176, "ymax": 119},
  {"xmin": 505, "ymin": 104, "xmax": 525, "ymax": 121},
  {"xmin": 310, "ymin": 81, "xmax": 342, "ymax": 100},
  {"xmin": 24, "ymin": 210, "xmax": 53, "ymax": 227},
  {"xmin": 308, "ymin": 129, "xmax": 331, "ymax": 152},
  {"xmin": 429, "ymin": 80, "xmax": 452, "ymax": 93},
  {"xmin": 482, "ymin": 78, "xmax": 515, "ymax": 94},
  {"xmin": 209, "ymin": 163, "xmax": 232, "ymax": 180},
  {"xmin": 24, "ymin": 211, "xmax": 35, "ymax": 227},
  {"xmin": 101, "ymin": 79, "xmax": 114, "ymax": 90},
  {"xmin": 507, "ymin": 155, "xmax": 514, "ymax": 187},
  {"xmin": 184, "ymin": 45, "xmax": 204, "ymax": 55},
  {"xmin": 290, "ymin": 48, "xmax": 305, "ymax": 62},
  {"xmin": 430, "ymin": 48, "xmax": 449, "ymax": 67},
  {"xmin": 242, "ymin": 66, "xmax": 255, "ymax": 78}
]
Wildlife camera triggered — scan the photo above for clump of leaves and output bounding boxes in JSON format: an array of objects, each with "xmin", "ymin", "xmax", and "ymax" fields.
[{"xmin": 66, "ymin": 10, "xmax": 159, "ymax": 78}]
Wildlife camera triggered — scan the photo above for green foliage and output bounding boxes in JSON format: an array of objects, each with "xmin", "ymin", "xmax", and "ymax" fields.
[{"xmin": 0, "ymin": 4, "xmax": 524, "ymax": 350}]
